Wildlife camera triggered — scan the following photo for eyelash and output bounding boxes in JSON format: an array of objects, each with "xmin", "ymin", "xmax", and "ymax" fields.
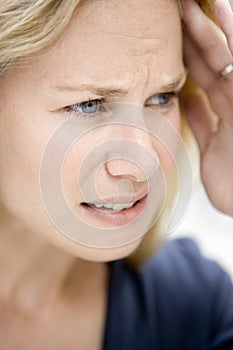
[
  {"xmin": 65, "ymin": 91, "xmax": 182, "ymax": 121},
  {"xmin": 65, "ymin": 99, "xmax": 104, "ymax": 122},
  {"xmin": 146, "ymin": 91, "xmax": 182, "ymax": 109}
]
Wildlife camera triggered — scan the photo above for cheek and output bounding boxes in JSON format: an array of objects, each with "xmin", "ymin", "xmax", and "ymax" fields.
[
  {"xmin": 61, "ymin": 130, "xmax": 103, "ymax": 205},
  {"xmin": 0, "ymin": 103, "xmax": 58, "ymax": 226},
  {"xmin": 152, "ymin": 108, "xmax": 181, "ymax": 177}
]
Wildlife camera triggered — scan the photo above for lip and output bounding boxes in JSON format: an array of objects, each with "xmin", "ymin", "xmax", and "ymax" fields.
[
  {"xmin": 80, "ymin": 193, "xmax": 148, "ymax": 226},
  {"xmin": 83, "ymin": 188, "xmax": 148, "ymax": 206}
]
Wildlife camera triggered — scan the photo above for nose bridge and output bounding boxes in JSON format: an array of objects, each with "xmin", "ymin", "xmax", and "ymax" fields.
[
  {"xmin": 112, "ymin": 101, "xmax": 156, "ymax": 150},
  {"xmin": 129, "ymin": 121, "xmax": 154, "ymax": 152},
  {"xmin": 105, "ymin": 106, "xmax": 159, "ymax": 181}
]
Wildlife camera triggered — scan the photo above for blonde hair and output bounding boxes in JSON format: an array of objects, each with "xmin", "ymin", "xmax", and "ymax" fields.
[
  {"xmin": 1, "ymin": 0, "xmax": 227, "ymax": 75},
  {"xmin": 0, "ymin": 0, "xmax": 226, "ymax": 263},
  {"xmin": 0, "ymin": 0, "xmax": 81, "ymax": 74}
]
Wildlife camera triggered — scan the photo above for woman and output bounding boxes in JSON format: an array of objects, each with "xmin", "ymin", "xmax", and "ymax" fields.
[{"xmin": 0, "ymin": 0, "xmax": 232, "ymax": 349}]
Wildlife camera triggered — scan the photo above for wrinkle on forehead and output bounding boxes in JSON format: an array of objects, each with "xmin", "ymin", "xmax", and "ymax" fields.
[
  {"xmin": 72, "ymin": 0, "xmax": 181, "ymax": 39},
  {"xmin": 15, "ymin": 0, "xmax": 183, "ymax": 99}
]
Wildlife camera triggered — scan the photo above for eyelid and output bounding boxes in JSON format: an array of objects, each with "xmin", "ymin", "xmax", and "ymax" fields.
[
  {"xmin": 145, "ymin": 91, "xmax": 182, "ymax": 107},
  {"xmin": 62, "ymin": 87, "xmax": 183, "ymax": 117},
  {"xmin": 64, "ymin": 97, "xmax": 102, "ymax": 112},
  {"xmin": 64, "ymin": 97, "xmax": 112, "ymax": 124}
]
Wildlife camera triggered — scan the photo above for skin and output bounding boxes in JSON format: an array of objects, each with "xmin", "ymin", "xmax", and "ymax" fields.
[
  {"xmin": 181, "ymin": 0, "xmax": 233, "ymax": 215},
  {"xmin": 0, "ymin": 0, "xmax": 184, "ymax": 263},
  {"xmin": 0, "ymin": 0, "xmax": 184, "ymax": 348},
  {"xmin": 0, "ymin": 0, "xmax": 232, "ymax": 348}
]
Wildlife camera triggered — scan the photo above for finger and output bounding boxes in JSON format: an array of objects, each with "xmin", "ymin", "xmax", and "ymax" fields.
[
  {"xmin": 181, "ymin": 0, "xmax": 233, "ymax": 72},
  {"xmin": 215, "ymin": 0, "xmax": 233, "ymax": 55},
  {"xmin": 183, "ymin": 31, "xmax": 217, "ymax": 89},
  {"xmin": 183, "ymin": 93, "xmax": 217, "ymax": 154},
  {"xmin": 184, "ymin": 33, "xmax": 233, "ymax": 122}
]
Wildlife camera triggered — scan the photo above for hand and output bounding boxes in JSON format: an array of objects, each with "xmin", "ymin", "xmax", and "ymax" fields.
[{"xmin": 181, "ymin": 0, "xmax": 233, "ymax": 216}]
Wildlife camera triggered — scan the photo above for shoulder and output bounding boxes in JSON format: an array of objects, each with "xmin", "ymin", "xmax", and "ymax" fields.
[
  {"xmin": 137, "ymin": 238, "xmax": 233, "ymax": 349},
  {"xmin": 112, "ymin": 238, "xmax": 232, "ymax": 308},
  {"xmin": 106, "ymin": 239, "xmax": 233, "ymax": 349},
  {"xmin": 137, "ymin": 238, "xmax": 233, "ymax": 318},
  {"xmin": 139, "ymin": 238, "xmax": 228, "ymax": 290}
]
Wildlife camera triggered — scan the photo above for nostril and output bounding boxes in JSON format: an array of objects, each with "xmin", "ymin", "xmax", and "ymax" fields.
[{"xmin": 105, "ymin": 158, "xmax": 147, "ymax": 182}]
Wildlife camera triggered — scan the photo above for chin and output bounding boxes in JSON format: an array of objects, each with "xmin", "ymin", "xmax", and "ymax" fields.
[{"xmin": 62, "ymin": 237, "xmax": 143, "ymax": 263}]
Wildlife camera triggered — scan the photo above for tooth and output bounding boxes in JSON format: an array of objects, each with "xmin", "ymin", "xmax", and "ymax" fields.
[
  {"xmin": 113, "ymin": 203, "xmax": 126, "ymax": 211},
  {"xmin": 88, "ymin": 203, "xmax": 104, "ymax": 208},
  {"xmin": 125, "ymin": 202, "xmax": 134, "ymax": 209},
  {"xmin": 93, "ymin": 201, "xmax": 136, "ymax": 211},
  {"xmin": 124, "ymin": 203, "xmax": 131, "ymax": 209},
  {"xmin": 94, "ymin": 204, "xmax": 103, "ymax": 208},
  {"xmin": 103, "ymin": 203, "xmax": 114, "ymax": 209}
]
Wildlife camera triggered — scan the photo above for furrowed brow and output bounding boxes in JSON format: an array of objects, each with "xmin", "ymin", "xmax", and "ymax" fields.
[
  {"xmin": 158, "ymin": 71, "xmax": 187, "ymax": 91},
  {"xmin": 54, "ymin": 83, "xmax": 128, "ymax": 97},
  {"xmin": 53, "ymin": 71, "xmax": 187, "ymax": 96}
]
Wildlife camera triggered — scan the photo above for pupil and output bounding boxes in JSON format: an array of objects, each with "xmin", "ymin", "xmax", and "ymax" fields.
[
  {"xmin": 160, "ymin": 94, "xmax": 168, "ymax": 104},
  {"xmin": 81, "ymin": 100, "xmax": 99, "ymax": 114}
]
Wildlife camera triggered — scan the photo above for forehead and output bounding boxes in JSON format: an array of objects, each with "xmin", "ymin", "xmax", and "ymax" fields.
[{"xmin": 27, "ymin": 0, "xmax": 182, "ymax": 87}]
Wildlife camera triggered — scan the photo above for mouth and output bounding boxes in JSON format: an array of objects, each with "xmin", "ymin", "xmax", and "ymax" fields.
[
  {"xmin": 80, "ymin": 194, "xmax": 147, "ymax": 226},
  {"xmin": 83, "ymin": 200, "xmax": 138, "ymax": 211}
]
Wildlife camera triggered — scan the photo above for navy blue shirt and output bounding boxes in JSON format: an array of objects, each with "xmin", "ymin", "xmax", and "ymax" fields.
[{"xmin": 103, "ymin": 239, "xmax": 233, "ymax": 350}]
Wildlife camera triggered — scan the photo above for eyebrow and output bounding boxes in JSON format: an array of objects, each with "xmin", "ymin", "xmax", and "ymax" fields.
[
  {"xmin": 159, "ymin": 72, "xmax": 187, "ymax": 91},
  {"xmin": 53, "ymin": 72, "xmax": 187, "ymax": 96},
  {"xmin": 54, "ymin": 83, "xmax": 128, "ymax": 97}
]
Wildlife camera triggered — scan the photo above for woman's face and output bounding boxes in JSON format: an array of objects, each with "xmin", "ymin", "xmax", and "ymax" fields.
[{"xmin": 0, "ymin": 0, "xmax": 185, "ymax": 261}]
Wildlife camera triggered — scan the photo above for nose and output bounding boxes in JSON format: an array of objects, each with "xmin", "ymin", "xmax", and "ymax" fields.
[{"xmin": 105, "ymin": 123, "xmax": 160, "ymax": 182}]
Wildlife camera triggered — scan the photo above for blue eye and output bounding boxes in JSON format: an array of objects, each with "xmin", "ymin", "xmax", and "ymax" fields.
[
  {"xmin": 70, "ymin": 99, "xmax": 100, "ymax": 114},
  {"xmin": 65, "ymin": 98, "xmax": 111, "ymax": 123},
  {"xmin": 156, "ymin": 93, "xmax": 172, "ymax": 105},
  {"xmin": 146, "ymin": 92, "xmax": 180, "ymax": 107}
]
